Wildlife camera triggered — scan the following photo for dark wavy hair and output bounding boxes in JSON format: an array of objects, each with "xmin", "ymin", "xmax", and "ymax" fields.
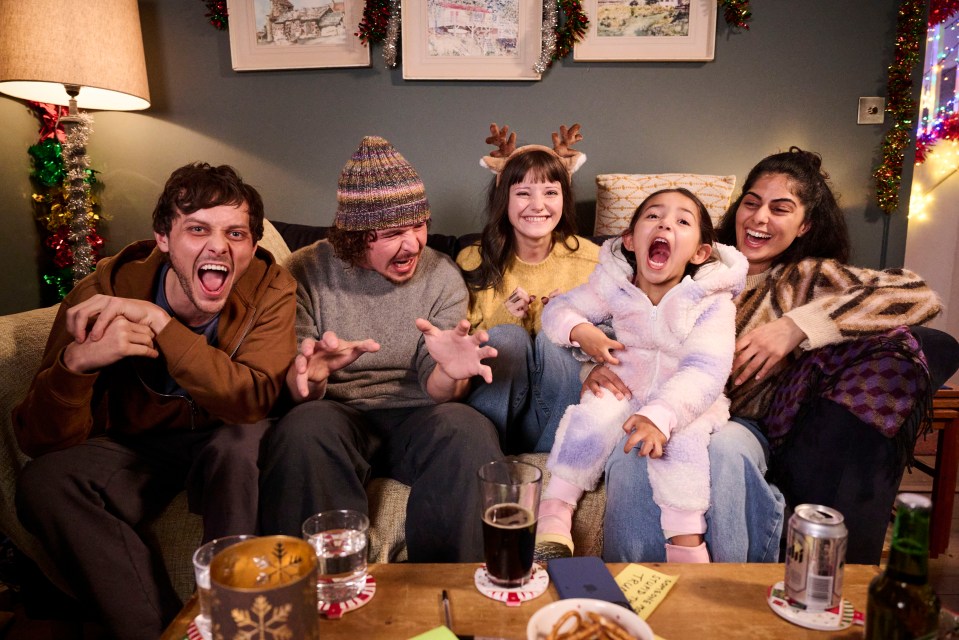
[
  {"xmin": 328, "ymin": 221, "xmax": 431, "ymax": 268},
  {"xmin": 716, "ymin": 147, "xmax": 850, "ymax": 265},
  {"xmin": 620, "ymin": 188, "xmax": 717, "ymax": 280},
  {"xmin": 327, "ymin": 226, "xmax": 377, "ymax": 267},
  {"xmin": 462, "ymin": 149, "xmax": 580, "ymax": 292},
  {"xmin": 152, "ymin": 162, "xmax": 265, "ymax": 241}
]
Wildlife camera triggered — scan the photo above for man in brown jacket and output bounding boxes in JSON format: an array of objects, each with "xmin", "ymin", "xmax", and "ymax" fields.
[{"xmin": 13, "ymin": 163, "xmax": 296, "ymax": 640}]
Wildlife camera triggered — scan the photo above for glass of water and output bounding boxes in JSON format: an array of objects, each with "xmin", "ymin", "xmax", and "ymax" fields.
[
  {"xmin": 192, "ymin": 534, "xmax": 256, "ymax": 640},
  {"xmin": 302, "ymin": 509, "xmax": 369, "ymax": 607}
]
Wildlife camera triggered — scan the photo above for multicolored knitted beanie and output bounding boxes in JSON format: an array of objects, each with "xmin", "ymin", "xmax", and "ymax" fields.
[{"xmin": 334, "ymin": 136, "xmax": 431, "ymax": 231}]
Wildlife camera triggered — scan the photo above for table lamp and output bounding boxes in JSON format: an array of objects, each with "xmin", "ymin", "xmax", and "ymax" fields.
[{"xmin": 0, "ymin": 0, "xmax": 150, "ymax": 285}]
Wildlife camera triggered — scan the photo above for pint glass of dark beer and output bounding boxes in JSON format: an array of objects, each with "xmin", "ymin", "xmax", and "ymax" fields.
[{"xmin": 478, "ymin": 460, "xmax": 542, "ymax": 587}]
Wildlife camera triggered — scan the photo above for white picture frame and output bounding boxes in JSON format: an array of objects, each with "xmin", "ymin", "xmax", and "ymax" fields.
[
  {"xmin": 401, "ymin": 0, "xmax": 542, "ymax": 81},
  {"xmin": 574, "ymin": 0, "xmax": 717, "ymax": 62},
  {"xmin": 227, "ymin": 0, "xmax": 370, "ymax": 71}
]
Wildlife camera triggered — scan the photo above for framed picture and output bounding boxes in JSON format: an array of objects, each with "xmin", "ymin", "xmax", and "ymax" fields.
[
  {"xmin": 227, "ymin": 0, "xmax": 370, "ymax": 71},
  {"xmin": 402, "ymin": 0, "xmax": 542, "ymax": 81},
  {"xmin": 574, "ymin": 0, "xmax": 717, "ymax": 62}
]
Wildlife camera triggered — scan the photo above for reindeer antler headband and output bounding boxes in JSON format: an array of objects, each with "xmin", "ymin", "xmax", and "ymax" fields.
[{"xmin": 480, "ymin": 123, "xmax": 586, "ymax": 184}]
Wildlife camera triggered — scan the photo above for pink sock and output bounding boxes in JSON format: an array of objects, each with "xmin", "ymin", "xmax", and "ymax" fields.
[
  {"xmin": 543, "ymin": 476, "xmax": 584, "ymax": 505},
  {"xmin": 665, "ymin": 541, "xmax": 710, "ymax": 563},
  {"xmin": 537, "ymin": 498, "xmax": 574, "ymax": 539}
]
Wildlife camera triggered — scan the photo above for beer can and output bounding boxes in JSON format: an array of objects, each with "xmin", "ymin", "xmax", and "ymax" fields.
[{"xmin": 784, "ymin": 504, "xmax": 848, "ymax": 610}]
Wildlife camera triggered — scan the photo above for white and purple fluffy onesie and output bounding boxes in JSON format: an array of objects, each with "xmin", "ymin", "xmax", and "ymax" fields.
[{"xmin": 541, "ymin": 238, "xmax": 747, "ymax": 535}]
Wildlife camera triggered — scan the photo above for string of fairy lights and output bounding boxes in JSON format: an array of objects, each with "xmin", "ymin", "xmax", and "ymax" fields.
[{"xmin": 911, "ymin": 5, "xmax": 959, "ymax": 222}]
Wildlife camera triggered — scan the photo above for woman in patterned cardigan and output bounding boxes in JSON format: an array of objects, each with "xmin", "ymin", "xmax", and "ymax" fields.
[{"xmin": 599, "ymin": 147, "xmax": 959, "ymax": 564}]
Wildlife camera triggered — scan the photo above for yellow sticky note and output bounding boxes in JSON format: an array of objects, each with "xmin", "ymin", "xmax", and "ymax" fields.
[
  {"xmin": 614, "ymin": 564, "xmax": 678, "ymax": 620},
  {"xmin": 407, "ymin": 626, "xmax": 458, "ymax": 640}
]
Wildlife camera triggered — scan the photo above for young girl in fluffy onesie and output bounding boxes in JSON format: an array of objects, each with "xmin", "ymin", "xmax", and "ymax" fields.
[{"xmin": 536, "ymin": 188, "xmax": 748, "ymax": 563}]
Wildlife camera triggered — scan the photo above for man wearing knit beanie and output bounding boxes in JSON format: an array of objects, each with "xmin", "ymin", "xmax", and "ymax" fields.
[{"xmin": 260, "ymin": 136, "xmax": 504, "ymax": 562}]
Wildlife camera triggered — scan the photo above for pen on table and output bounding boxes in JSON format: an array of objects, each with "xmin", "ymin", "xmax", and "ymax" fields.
[
  {"xmin": 442, "ymin": 589, "xmax": 453, "ymax": 629},
  {"xmin": 442, "ymin": 590, "xmax": 510, "ymax": 640}
]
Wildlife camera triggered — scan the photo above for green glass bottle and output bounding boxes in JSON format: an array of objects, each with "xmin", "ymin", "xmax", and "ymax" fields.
[{"xmin": 865, "ymin": 493, "xmax": 940, "ymax": 640}]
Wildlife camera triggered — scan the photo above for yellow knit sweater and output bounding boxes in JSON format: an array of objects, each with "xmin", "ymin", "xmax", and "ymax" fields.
[{"xmin": 456, "ymin": 236, "xmax": 601, "ymax": 334}]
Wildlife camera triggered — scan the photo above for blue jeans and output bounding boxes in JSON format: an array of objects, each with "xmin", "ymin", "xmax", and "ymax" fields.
[
  {"xmin": 603, "ymin": 418, "xmax": 785, "ymax": 562},
  {"xmin": 467, "ymin": 324, "xmax": 582, "ymax": 453}
]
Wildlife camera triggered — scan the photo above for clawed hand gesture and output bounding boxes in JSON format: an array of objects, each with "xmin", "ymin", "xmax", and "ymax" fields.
[
  {"xmin": 415, "ymin": 318, "xmax": 496, "ymax": 384},
  {"xmin": 288, "ymin": 331, "xmax": 381, "ymax": 402},
  {"xmin": 504, "ymin": 287, "xmax": 561, "ymax": 319}
]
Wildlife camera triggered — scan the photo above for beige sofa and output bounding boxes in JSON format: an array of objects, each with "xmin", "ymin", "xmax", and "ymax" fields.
[{"xmin": 0, "ymin": 223, "xmax": 607, "ymax": 603}]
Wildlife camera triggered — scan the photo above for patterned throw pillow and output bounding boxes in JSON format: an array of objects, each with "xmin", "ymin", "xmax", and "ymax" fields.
[
  {"xmin": 258, "ymin": 218, "xmax": 293, "ymax": 266},
  {"xmin": 594, "ymin": 173, "xmax": 738, "ymax": 236}
]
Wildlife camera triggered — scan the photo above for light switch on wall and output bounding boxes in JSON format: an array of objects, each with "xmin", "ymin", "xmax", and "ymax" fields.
[{"xmin": 858, "ymin": 97, "xmax": 886, "ymax": 125}]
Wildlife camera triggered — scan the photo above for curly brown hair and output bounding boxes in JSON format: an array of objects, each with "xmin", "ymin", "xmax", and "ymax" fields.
[
  {"xmin": 152, "ymin": 162, "xmax": 264, "ymax": 241},
  {"xmin": 327, "ymin": 226, "xmax": 377, "ymax": 267}
]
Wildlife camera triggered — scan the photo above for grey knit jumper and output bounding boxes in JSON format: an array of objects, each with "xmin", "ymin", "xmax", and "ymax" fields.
[{"xmin": 286, "ymin": 240, "xmax": 468, "ymax": 410}]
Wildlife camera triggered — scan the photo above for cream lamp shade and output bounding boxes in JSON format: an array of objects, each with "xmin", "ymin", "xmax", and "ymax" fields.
[{"xmin": 0, "ymin": 0, "xmax": 150, "ymax": 111}]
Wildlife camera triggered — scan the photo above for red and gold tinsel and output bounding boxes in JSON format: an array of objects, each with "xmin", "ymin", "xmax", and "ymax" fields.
[
  {"xmin": 916, "ymin": 112, "xmax": 959, "ymax": 163},
  {"xmin": 873, "ymin": 0, "xmax": 925, "ymax": 214},
  {"xmin": 916, "ymin": 1, "xmax": 959, "ymax": 163},
  {"xmin": 930, "ymin": 0, "xmax": 959, "ymax": 26},
  {"xmin": 202, "ymin": 0, "xmax": 228, "ymax": 30},
  {"xmin": 26, "ymin": 103, "xmax": 105, "ymax": 303},
  {"xmin": 720, "ymin": 0, "xmax": 751, "ymax": 30},
  {"xmin": 358, "ymin": 0, "xmax": 391, "ymax": 45},
  {"xmin": 555, "ymin": 1, "xmax": 589, "ymax": 62}
]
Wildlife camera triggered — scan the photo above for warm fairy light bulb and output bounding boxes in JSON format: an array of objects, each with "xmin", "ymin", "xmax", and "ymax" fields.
[{"xmin": 908, "ymin": 188, "xmax": 931, "ymax": 222}]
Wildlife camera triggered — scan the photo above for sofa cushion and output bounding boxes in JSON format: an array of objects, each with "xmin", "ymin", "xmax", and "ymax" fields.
[
  {"xmin": 259, "ymin": 218, "xmax": 292, "ymax": 265},
  {"xmin": 593, "ymin": 173, "xmax": 737, "ymax": 236}
]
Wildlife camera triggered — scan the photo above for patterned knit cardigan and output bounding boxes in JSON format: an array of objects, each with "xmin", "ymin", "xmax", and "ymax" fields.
[{"xmin": 727, "ymin": 258, "xmax": 941, "ymax": 456}]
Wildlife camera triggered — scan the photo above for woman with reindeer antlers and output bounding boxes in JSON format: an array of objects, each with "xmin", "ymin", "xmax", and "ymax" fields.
[{"xmin": 457, "ymin": 123, "xmax": 600, "ymax": 454}]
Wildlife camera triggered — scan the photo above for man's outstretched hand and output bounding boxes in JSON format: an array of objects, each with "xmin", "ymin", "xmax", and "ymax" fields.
[
  {"xmin": 415, "ymin": 318, "xmax": 496, "ymax": 383},
  {"xmin": 287, "ymin": 331, "xmax": 381, "ymax": 402}
]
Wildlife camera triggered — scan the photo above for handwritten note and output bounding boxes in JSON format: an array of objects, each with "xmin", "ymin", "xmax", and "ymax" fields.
[
  {"xmin": 614, "ymin": 564, "xmax": 678, "ymax": 620},
  {"xmin": 407, "ymin": 626, "xmax": 458, "ymax": 640}
]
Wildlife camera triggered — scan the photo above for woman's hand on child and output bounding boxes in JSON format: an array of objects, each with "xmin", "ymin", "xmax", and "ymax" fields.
[
  {"xmin": 570, "ymin": 323, "xmax": 625, "ymax": 365},
  {"xmin": 581, "ymin": 364, "xmax": 631, "ymax": 400},
  {"xmin": 622, "ymin": 415, "xmax": 666, "ymax": 458}
]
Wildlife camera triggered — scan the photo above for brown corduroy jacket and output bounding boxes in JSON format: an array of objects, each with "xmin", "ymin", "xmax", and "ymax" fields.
[{"xmin": 13, "ymin": 240, "xmax": 296, "ymax": 457}]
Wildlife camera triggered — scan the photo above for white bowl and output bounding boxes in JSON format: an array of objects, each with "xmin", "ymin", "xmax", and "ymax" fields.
[{"xmin": 526, "ymin": 598, "xmax": 653, "ymax": 640}]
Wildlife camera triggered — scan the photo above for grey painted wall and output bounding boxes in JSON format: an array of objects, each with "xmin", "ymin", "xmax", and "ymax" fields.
[{"xmin": 0, "ymin": 0, "xmax": 914, "ymax": 315}]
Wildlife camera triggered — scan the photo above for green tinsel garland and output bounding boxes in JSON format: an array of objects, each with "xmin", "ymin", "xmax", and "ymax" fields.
[{"xmin": 874, "ymin": 0, "xmax": 925, "ymax": 214}]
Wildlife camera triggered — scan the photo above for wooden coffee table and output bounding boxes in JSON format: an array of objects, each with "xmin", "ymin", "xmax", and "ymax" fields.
[{"xmin": 161, "ymin": 562, "xmax": 878, "ymax": 639}]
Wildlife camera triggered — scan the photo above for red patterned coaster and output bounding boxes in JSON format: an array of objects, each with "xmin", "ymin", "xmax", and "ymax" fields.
[
  {"xmin": 767, "ymin": 580, "xmax": 864, "ymax": 631},
  {"xmin": 319, "ymin": 574, "xmax": 377, "ymax": 620},
  {"xmin": 474, "ymin": 563, "xmax": 549, "ymax": 607},
  {"xmin": 185, "ymin": 619, "xmax": 204, "ymax": 640}
]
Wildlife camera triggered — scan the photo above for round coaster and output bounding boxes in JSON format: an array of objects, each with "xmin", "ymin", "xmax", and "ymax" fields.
[
  {"xmin": 766, "ymin": 580, "xmax": 864, "ymax": 630},
  {"xmin": 474, "ymin": 563, "xmax": 549, "ymax": 607},
  {"xmin": 319, "ymin": 575, "xmax": 377, "ymax": 620}
]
